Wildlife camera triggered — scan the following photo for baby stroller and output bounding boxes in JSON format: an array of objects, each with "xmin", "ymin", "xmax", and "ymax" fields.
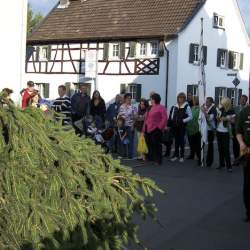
[{"xmin": 86, "ymin": 118, "xmax": 114, "ymax": 154}]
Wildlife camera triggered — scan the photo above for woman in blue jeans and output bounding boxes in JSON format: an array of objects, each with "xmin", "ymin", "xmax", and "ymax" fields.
[{"xmin": 118, "ymin": 93, "xmax": 137, "ymax": 159}]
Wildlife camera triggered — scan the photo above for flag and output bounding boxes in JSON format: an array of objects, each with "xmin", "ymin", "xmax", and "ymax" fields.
[{"xmin": 198, "ymin": 18, "xmax": 208, "ymax": 166}]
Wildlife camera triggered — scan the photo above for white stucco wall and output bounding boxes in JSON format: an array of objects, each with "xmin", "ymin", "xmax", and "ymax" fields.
[
  {"xmin": 0, "ymin": 0, "xmax": 27, "ymax": 102},
  {"xmin": 173, "ymin": 0, "xmax": 250, "ymax": 107}
]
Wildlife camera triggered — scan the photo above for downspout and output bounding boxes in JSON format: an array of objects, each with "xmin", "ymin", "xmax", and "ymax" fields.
[{"xmin": 164, "ymin": 43, "xmax": 169, "ymax": 107}]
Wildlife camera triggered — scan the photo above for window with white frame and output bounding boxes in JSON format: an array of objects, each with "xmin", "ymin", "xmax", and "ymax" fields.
[
  {"xmin": 220, "ymin": 50, "xmax": 227, "ymax": 68},
  {"xmin": 193, "ymin": 45, "xmax": 199, "ymax": 63},
  {"xmin": 231, "ymin": 89, "xmax": 236, "ymax": 105},
  {"xmin": 187, "ymin": 85, "xmax": 198, "ymax": 98},
  {"xmin": 128, "ymin": 84, "xmax": 137, "ymax": 100},
  {"xmin": 150, "ymin": 42, "xmax": 158, "ymax": 56},
  {"xmin": 219, "ymin": 88, "xmax": 226, "ymax": 104},
  {"xmin": 233, "ymin": 52, "xmax": 240, "ymax": 70},
  {"xmin": 40, "ymin": 46, "xmax": 49, "ymax": 60},
  {"xmin": 112, "ymin": 43, "xmax": 120, "ymax": 58},
  {"xmin": 139, "ymin": 42, "xmax": 147, "ymax": 57},
  {"xmin": 213, "ymin": 14, "xmax": 225, "ymax": 29}
]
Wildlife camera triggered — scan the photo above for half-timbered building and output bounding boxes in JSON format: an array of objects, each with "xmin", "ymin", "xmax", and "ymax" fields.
[{"xmin": 26, "ymin": 0, "xmax": 250, "ymax": 107}]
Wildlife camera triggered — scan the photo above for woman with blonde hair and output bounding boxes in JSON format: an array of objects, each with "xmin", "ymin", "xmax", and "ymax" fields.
[
  {"xmin": 216, "ymin": 97, "xmax": 236, "ymax": 172},
  {"xmin": 168, "ymin": 92, "xmax": 193, "ymax": 163}
]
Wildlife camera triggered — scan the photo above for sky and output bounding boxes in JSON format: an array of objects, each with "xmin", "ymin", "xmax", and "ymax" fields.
[{"xmin": 29, "ymin": 0, "xmax": 250, "ymax": 35}]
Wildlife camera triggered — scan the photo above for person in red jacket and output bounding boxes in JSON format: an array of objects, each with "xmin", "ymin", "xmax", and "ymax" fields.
[
  {"xmin": 21, "ymin": 81, "xmax": 35, "ymax": 109},
  {"xmin": 143, "ymin": 93, "xmax": 167, "ymax": 165}
]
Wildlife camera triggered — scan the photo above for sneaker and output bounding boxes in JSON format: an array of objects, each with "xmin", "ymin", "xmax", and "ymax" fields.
[
  {"xmin": 179, "ymin": 158, "xmax": 184, "ymax": 163},
  {"xmin": 227, "ymin": 168, "xmax": 233, "ymax": 173},
  {"xmin": 171, "ymin": 157, "xmax": 178, "ymax": 162}
]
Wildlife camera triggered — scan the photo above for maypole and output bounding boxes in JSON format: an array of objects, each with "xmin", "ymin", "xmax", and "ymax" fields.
[{"xmin": 198, "ymin": 18, "xmax": 208, "ymax": 167}]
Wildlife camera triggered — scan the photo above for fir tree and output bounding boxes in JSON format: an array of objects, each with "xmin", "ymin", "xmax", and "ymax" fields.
[{"xmin": 0, "ymin": 93, "xmax": 163, "ymax": 250}]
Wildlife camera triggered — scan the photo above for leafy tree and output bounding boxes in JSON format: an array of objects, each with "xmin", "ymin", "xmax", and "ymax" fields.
[
  {"xmin": 27, "ymin": 4, "xmax": 44, "ymax": 36},
  {"xmin": 0, "ymin": 93, "xmax": 163, "ymax": 250}
]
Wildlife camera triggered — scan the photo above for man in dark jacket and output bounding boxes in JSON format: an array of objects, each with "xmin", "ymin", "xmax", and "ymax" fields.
[
  {"xmin": 237, "ymin": 105, "xmax": 250, "ymax": 222},
  {"xmin": 106, "ymin": 94, "xmax": 122, "ymax": 126},
  {"xmin": 71, "ymin": 84, "xmax": 90, "ymax": 122}
]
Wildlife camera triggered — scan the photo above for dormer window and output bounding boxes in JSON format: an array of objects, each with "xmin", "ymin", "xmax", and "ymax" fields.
[{"xmin": 213, "ymin": 14, "xmax": 225, "ymax": 29}]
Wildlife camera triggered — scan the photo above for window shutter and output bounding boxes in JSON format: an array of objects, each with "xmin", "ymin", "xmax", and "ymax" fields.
[
  {"xmin": 203, "ymin": 46, "xmax": 207, "ymax": 65},
  {"xmin": 43, "ymin": 83, "xmax": 50, "ymax": 98},
  {"xmin": 217, "ymin": 49, "xmax": 222, "ymax": 67},
  {"xmin": 228, "ymin": 51, "xmax": 234, "ymax": 69},
  {"xmin": 187, "ymin": 85, "xmax": 194, "ymax": 96},
  {"xmin": 65, "ymin": 82, "xmax": 71, "ymax": 97},
  {"xmin": 26, "ymin": 46, "xmax": 35, "ymax": 62},
  {"xmin": 240, "ymin": 53, "xmax": 244, "ymax": 70},
  {"xmin": 136, "ymin": 84, "xmax": 142, "ymax": 102},
  {"xmin": 47, "ymin": 46, "xmax": 52, "ymax": 60},
  {"xmin": 119, "ymin": 42, "xmax": 126, "ymax": 59},
  {"xmin": 103, "ymin": 43, "xmax": 109, "ymax": 60},
  {"xmin": 36, "ymin": 47, "xmax": 40, "ymax": 61},
  {"xmin": 215, "ymin": 87, "xmax": 220, "ymax": 106},
  {"xmin": 189, "ymin": 44, "xmax": 195, "ymax": 63},
  {"xmin": 238, "ymin": 89, "xmax": 242, "ymax": 105},
  {"xmin": 120, "ymin": 84, "xmax": 126, "ymax": 94},
  {"xmin": 158, "ymin": 41, "xmax": 165, "ymax": 57},
  {"xmin": 129, "ymin": 42, "xmax": 136, "ymax": 57}
]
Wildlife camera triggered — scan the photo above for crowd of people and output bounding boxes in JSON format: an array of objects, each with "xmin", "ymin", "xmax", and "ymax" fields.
[
  {"xmin": 12, "ymin": 81, "xmax": 247, "ymax": 168},
  {"xmin": 1, "ymin": 80, "xmax": 250, "ymax": 222}
]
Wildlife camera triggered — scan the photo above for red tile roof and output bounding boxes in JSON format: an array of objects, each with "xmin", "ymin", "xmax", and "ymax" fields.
[{"xmin": 28, "ymin": 0, "xmax": 205, "ymax": 44}]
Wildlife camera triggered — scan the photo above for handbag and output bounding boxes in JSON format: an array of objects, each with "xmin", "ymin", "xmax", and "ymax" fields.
[{"xmin": 137, "ymin": 134, "xmax": 148, "ymax": 155}]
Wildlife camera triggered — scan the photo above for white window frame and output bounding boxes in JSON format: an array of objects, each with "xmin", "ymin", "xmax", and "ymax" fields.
[
  {"xmin": 128, "ymin": 84, "xmax": 137, "ymax": 100},
  {"xmin": 233, "ymin": 52, "xmax": 240, "ymax": 70},
  {"xmin": 40, "ymin": 46, "xmax": 49, "ymax": 61},
  {"xmin": 219, "ymin": 87, "xmax": 227, "ymax": 105},
  {"xmin": 213, "ymin": 14, "xmax": 225, "ymax": 29},
  {"xmin": 109, "ymin": 43, "xmax": 120, "ymax": 59},
  {"xmin": 220, "ymin": 50, "xmax": 227, "ymax": 68},
  {"xmin": 150, "ymin": 42, "xmax": 159, "ymax": 56},
  {"xmin": 193, "ymin": 45, "xmax": 199, "ymax": 64},
  {"xmin": 139, "ymin": 42, "xmax": 147, "ymax": 57}
]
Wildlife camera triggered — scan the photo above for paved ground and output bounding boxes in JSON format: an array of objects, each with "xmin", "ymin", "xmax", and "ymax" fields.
[{"xmin": 123, "ymin": 157, "xmax": 250, "ymax": 250}]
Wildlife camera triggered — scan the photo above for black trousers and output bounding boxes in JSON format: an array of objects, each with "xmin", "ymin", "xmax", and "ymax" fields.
[
  {"xmin": 173, "ymin": 126, "xmax": 186, "ymax": 158},
  {"xmin": 217, "ymin": 132, "xmax": 232, "ymax": 169},
  {"xmin": 206, "ymin": 130, "xmax": 215, "ymax": 166},
  {"xmin": 188, "ymin": 132, "xmax": 201, "ymax": 162},
  {"xmin": 243, "ymin": 162, "xmax": 250, "ymax": 217},
  {"xmin": 145, "ymin": 129, "xmax": 163, "ymax": 164}
]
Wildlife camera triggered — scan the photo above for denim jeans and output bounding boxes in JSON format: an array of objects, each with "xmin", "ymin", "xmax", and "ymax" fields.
[{"xmin": 127, "ymin": 127, "xmax": 135, "ymax": 159}]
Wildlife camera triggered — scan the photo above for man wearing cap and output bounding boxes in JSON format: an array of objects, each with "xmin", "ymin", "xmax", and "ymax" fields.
[
  {"xmin": 21, "ymin": 81, "xmax": 35, "ymax": 109},
  {"xmin": 237, "ymin": 104, "xmax": 250, "ymax": 222}
]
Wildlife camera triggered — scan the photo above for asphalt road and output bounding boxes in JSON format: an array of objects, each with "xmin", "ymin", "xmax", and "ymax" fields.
[{"xmin": 124, "ymin": 157, "xmax": 250, "ymax": 250}]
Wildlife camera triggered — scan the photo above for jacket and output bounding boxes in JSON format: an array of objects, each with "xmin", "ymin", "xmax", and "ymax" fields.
[{"xmin": 143, "ymin": 104, "xmax": 167, "ymax": 133}]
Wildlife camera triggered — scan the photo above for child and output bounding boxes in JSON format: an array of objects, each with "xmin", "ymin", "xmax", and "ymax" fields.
[{"xmin": 116, "ymin": 116, "xmax": 129, "ymax": 158}]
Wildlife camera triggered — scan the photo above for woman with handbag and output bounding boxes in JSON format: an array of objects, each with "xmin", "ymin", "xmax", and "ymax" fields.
[
  {"xmin": 134, "ymin": 99, "xmax": 149, "ymax": 160},
  {"xmin": 143, "ymin": 93, "xmax": 167, "ymax": 165}
]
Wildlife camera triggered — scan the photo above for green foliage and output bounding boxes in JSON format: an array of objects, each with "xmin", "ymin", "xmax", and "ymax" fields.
[
  {"xmin": 0, "ymin": 94, "xmax": 163, "ymax": 250},
  {"xmin": 27, "ymin": 4, "xmax": 44, "ymax": 36}
]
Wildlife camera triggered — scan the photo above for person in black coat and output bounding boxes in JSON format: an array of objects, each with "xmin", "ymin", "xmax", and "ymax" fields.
[{"xmin": 90, "ymin": 90, "xmax": 106, "ymax": 129}]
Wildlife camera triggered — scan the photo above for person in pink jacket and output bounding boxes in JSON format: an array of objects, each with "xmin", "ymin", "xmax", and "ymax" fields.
[{"xmin": 143, "ymin": 93, "xmax": 168, "ymax": 165}]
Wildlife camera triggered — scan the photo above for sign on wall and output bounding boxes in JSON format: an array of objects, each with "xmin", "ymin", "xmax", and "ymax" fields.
[{"xmin": 85, "ymin": 50, "xmax": 98, "ymax": 78}]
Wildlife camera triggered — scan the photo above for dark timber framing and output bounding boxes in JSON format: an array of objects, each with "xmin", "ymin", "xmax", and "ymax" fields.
[{"xmin": 26, "ymin": 42, "xmax": 160, "ymax": 75}]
